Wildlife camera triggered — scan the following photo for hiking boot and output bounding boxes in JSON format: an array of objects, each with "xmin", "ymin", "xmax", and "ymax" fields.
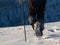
[{"xmin": 33, "ymin": 21, "xmax": 43, "ymax": 37}]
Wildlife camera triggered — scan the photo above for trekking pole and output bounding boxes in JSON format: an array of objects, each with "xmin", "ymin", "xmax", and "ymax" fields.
[{"xmin": 21, "ymin": 0, "xmax": 27, "ymax": 42}]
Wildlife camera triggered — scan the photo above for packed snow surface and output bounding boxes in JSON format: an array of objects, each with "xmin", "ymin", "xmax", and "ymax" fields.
[{"xmin": 0, "ymin": 21, "xmax": 60, "ymax": 45}]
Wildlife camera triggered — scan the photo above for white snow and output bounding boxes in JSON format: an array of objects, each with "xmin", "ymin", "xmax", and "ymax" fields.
[{"xmin": 0, "ymin": 21, "xmax": 60, "ymax": 45}]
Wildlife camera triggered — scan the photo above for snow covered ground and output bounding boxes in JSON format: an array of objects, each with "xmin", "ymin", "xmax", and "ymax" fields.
[{"xmin": 0, "ymin": 21, "xmax": 60, "ymax": 45}]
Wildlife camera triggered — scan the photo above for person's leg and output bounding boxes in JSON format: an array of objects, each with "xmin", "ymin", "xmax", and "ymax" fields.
[
  {"xmin": 28, "ymin": 0, "xmax": 46, "ymax": 37},
  {"xmin": 28, "ymin": 0, "xmax": 37, "ymax": 30},
  {"xmin": 35, "ymin": 0, "xmax": 46, "ymax": 36},
  {"xmin": 36, "ymin": 7, "xmax": 45, "ymax": 36},
  {"xmin": 37, "ymin": 0, "xmax": 46, "ymax": 30}
]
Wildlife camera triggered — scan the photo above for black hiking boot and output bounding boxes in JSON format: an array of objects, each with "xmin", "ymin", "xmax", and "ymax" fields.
[{"xmin": 33, "ymin": 21, "xmax": 43, "ymax": 37}]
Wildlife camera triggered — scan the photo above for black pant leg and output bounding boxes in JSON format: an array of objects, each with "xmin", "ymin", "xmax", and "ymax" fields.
[
  {"xmin": 28, "ymin": 0, "xmax": 37, "ymax": 25},
  {"xmin": 37, "ymin": 0, "xmax": 46, "ymax": 20},
  {"xmin": 36, "ymin": 0, "xmax": 46, "ymax": 31}
]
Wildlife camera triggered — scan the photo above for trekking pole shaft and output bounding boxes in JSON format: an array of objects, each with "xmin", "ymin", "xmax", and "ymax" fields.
[
  {"xmin": 24, "ymin": 24, "xmax": 27, "ymax": 41},
  {"xmin": 22, "ymin": 0, "xmax": 27, "ymax": 41}
]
